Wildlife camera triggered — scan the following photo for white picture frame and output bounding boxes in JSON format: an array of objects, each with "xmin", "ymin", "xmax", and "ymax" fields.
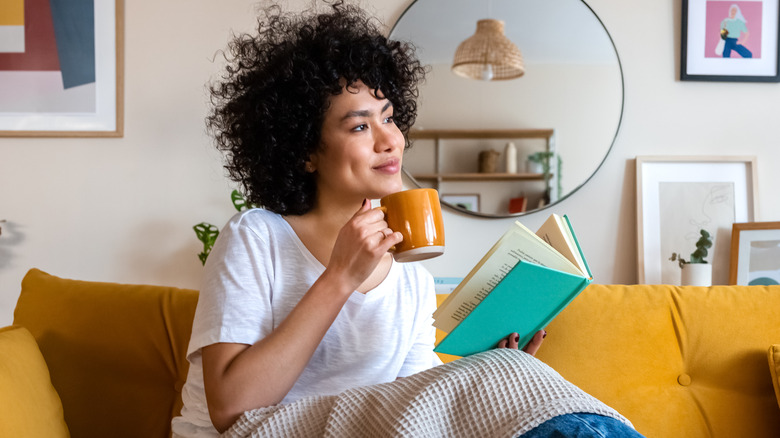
[
  {"xmin": 636, "ymin": 156, "xmax": 758, "ymax": 285},
  {"xmin": 0, "ymin": 0, "xmax": 124, "ymax": 137},
  {"xmin": 441, "ymin": 193, "xmax": 481, "ymax": 212}
]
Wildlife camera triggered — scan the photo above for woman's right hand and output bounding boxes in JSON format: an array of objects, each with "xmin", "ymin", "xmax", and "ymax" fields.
[
  {"xmin": 327, "ymin": 199, "xmax": 403, "ymax": 290},
  {"xmin": 497, "ymin": 330, "xmax": 547, "ymax": 356}
]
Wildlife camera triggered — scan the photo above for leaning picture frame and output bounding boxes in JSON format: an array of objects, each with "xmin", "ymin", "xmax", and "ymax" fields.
[
  {"xmin": 636, "ymin": 156, "xmax": 758, "ymax": 285},
  {"xmin": 441, "ymin": 194, "xmax": 481, "ymax": 212},
  {"xmin": 0, "ymin": 0, "xmax": 124, "ymax": 137},
  {"xmin": 681, "ymin": 0, "xmax": 780, "ymax": 82},
  {"xmin": 729, "ymin": 221, "xmax": 780, "ymax": 285}
]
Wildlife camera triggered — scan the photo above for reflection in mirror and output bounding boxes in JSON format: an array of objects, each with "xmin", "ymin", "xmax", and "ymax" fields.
[{"xmin": 390, "ymin": 0, "xmax": 624, "ymax": 217}]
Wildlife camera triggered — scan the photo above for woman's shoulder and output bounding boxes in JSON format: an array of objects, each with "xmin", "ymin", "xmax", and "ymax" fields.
[
  {"xmin": 226, "ymin": 208, "xmax": 284, "ymax": 231},
  {"xmin": 215, "ymin": 208, "xmax": 292, "ymax": 246}
]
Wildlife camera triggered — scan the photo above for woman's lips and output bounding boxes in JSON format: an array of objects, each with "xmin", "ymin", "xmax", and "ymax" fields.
[{"xmin": 373, "ymin": 158, "xmax": 401, "ymax": 174}]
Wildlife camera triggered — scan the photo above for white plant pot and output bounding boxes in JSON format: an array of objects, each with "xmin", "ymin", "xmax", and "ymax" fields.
[
  {"xmin": 681, "ymin": 263, "xmax": 712, "ymax": 286},
  {"xmin": 526, "ymin": 161, "xmax": 544, "ymax": 174}
]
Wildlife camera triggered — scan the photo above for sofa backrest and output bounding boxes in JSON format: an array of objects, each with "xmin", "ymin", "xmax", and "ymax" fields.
[
  {"xmin": 533, "ymin": 283, "xmax": 780, "ymax": 438},
  {"xmin": 13, "ymin": 269, "xmax": 198, "ymax": 438},
  {"xmin": 13, "ymin": 270, "xmax": 780, "ymax": 438}
]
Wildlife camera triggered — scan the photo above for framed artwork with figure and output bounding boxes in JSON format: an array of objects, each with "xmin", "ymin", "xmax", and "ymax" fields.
[
  {"xmin": 681, "ymin": 0, "xmax": 780, "ymax": 82},
  {"xmin": 636, "ymin": 156, "xmax": 757, "ymax": 285}
]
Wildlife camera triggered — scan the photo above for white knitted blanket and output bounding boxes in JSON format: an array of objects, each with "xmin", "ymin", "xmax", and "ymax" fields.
[{"xmin": 221, "ymin": 349, "xmax": 632, "ymax": 438}]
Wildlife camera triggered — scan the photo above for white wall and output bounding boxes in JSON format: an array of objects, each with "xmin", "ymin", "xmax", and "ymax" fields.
[{"xmin": 1, "ymin": 0, "xmax": 779, "ymax": 326}]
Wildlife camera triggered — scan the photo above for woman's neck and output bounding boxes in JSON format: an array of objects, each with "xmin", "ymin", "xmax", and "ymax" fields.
[{"xmin": 284, "ymin": 199, "xmax": 365, "ymax": 266}]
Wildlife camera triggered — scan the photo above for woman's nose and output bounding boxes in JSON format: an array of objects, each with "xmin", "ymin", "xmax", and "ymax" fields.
[{"xmin": 374, "ymin": 124, "xmax": 403, "ymax": 152}]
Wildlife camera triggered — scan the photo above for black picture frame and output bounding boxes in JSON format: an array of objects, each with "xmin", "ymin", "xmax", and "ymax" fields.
[{"xmin": 681, "ymin": 0, "xmax": 780, "ymax": 82}]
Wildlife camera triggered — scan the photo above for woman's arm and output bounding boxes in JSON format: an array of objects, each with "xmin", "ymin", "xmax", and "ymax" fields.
[{"xmin": 203, "ymin": 202, "xmax": 402, "ymax": 432}]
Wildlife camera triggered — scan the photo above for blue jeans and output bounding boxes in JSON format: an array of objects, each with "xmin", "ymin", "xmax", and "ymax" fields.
[
  {"xmin": 723, "ymin": 37, "xmax": 752, "ymax": 58},
  {"xmin": 521, "ymin": 413, "xmax": 645, "ymax": 437}
]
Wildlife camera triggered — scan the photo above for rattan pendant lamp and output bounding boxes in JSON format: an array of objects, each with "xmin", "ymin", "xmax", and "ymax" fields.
[{"xmin": 451, "ymin": 18, "xmax": 524, "ymax": 81}]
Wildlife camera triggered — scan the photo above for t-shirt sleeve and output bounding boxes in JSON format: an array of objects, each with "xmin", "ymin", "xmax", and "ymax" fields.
[
  {"xmin": 397, "ymin": 271, "xmax": 443, "ymax": 377},
  {"xmin": 187, "ymin": 213, "xmax": 276, "ymax": 359}
]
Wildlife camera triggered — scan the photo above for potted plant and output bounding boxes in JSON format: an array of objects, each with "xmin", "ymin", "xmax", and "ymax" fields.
[
  {"xmin": 670, "ymin": 229, "xmax": 713, "ymax": 286},
  {"xmin": 526, "ymin": 151, "xmax": 563, "ymax": 202},
  {"xmin": 193, "ymin": 190, "xmax": 254, "ymax": 265}
]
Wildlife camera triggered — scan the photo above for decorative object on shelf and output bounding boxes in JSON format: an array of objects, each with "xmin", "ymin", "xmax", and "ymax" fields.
[
  {"xmin": 451, "ymin": 18, "xmax": 524, "ymax": 81},
  {"xmin": 193, "ymin": 190, "xmax": 254, "ymax": 265},
  {"xmin": 681, "ymin": 0, "xmax": 780, "ymax": 82},
  {"xmin": 636, "ymin": 155, "xmax": 757, "ymax": 285},
  {"xmin": 478, "ymin": 149, "xmax": 501, "ymax": 173},
  {"xmin": 504, "ymin": 142, "xmax": 517, "ymax": 174},
  {"xmin": 526, "ymin": 151, "xmax": 563, "ymax": 201},
  {"xmin": 441, "ymin": 194, "xmax": 480, "ymax": 212},
  {"xmin": 525, "ymin": 152, "xmax": 546, "ymax": 174},
  {"xmin": 508, "ymin": 196, "xmax": 527, "ymax": 214},
  {"xmin": 0, "ymin": 0, "xmax": 125, "ymax": 137},
  {"xmin": 729, "ymin": 221, "xmax": 780, "ymax": 285},
  {"xmin": 670, "ymin": 229, "xmax": 713, "ymax": 286}
]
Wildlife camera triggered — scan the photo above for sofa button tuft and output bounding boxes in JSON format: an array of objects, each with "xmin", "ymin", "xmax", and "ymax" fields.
[{"xmin": 677, "ymin": 373, "xmax": 692, "ymax": 386}]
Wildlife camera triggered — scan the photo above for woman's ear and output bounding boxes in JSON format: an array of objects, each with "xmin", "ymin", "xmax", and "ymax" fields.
[{"xmin": 304, "ymin": 160, "xmax": 316, "ymax": 173}]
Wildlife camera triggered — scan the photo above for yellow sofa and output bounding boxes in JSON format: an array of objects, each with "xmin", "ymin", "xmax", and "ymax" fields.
[{"xmin": 5, "ymin": 268, "xmax": 780, "ymax": 437}]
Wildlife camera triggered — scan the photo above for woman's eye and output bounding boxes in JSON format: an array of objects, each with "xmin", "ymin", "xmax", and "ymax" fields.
[
  {"xmin": 352, "ymin": 124, "xmax": 368, "ymax": 132},
  {"xmin": 384, "ymin": 116, "xmax": 395, "ymax": 124}
]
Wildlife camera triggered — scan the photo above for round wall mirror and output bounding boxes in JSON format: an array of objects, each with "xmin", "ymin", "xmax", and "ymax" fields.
[{"xmin": 390, "ymin": 0, "xmax": 624, "ymax": 218}]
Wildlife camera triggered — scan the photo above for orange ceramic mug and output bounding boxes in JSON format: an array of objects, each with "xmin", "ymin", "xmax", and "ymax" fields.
[{"xmin": 379, "ymin": 188, "xmax": 445, "ymax": 263}]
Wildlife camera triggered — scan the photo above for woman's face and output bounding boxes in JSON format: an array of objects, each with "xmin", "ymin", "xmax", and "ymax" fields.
[
  {"xmin": 730, "ymin": 7, "xmax": 737, "ymax": 18},
  {"xmin": 311, "ymin": 80, "xmax": 405, "ymax": 205}
]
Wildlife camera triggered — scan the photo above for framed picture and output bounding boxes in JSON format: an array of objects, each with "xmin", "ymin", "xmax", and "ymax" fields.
[
  {"xmin": 729, "ymin": 221, "xmax": 780, "ymax": 285},
  {"xmin": 681, "ymin": 0, "xmax": 780, "ymax": 82},
  {"xmin": 0, "ymin": 0, "xmax": 124, "ymax": 137},
  {"xmin": 636, "ymin": 156, "xmax": 757, "ymax": 285},
  {"xmin": 442, "ymin": 194, "xmax": 480, "ymax": 212}
]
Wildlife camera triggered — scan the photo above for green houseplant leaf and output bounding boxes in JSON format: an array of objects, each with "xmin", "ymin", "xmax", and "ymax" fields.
[
  {"xmin": 193, "ymin": 222, "xmax": 220, "ymax": 266},
  {"xmin": 194, "ymin": 191, "xmax": 254, "ymax": 265},
  {"xmin": 670, "ymin": 229, "xmax": 713, "ymax": 268}
]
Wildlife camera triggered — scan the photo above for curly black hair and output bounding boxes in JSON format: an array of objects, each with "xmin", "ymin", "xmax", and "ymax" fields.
[{"xmin": 207, "ymin": 1, "xmax": 426, "ymax": 215}]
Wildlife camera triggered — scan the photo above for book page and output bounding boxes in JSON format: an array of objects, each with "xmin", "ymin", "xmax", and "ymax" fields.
[
  {"xmin": 536, "ymin": 214, "xmax": 588, "ymax": 276},
  {"xmin": 433, "ymin": 220, "xmax": 581, "ymax": 333}
]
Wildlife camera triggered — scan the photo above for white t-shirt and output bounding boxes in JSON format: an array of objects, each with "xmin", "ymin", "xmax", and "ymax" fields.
[{"xmin": 172, "ymin": 209, "xmax": 441, "ymax": 437}]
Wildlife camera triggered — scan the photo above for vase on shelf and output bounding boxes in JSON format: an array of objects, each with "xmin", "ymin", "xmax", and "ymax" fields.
[{"xmin": 504, "ymin": 142, "xmax": 517, "ymax": 174}]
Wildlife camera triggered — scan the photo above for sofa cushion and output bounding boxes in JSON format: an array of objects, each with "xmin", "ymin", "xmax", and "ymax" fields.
[
  {"xmin": 12, "ymin": 269, "xmax": 199, "ymax": 438},
  {"xmin": 536, "ymin": 284, "xmax": 780, "ymax": 438},
  {"xmin": 0, "ymin": 325, "xmax": 70, "ymax": 437},
  {"xmin": 769, "ymin": 344, "xmax": 780, "ymax": 410}
]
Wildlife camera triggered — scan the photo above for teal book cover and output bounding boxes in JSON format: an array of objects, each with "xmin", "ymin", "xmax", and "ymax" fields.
[{"xmin": 434, "ymin": 261, "xmax": 591, "ymax": 357}]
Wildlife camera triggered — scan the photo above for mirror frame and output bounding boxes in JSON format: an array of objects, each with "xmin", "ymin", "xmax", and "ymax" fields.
[{"xmin": 392, "ymin": 0, "xmax": 625, "ymax": 218}]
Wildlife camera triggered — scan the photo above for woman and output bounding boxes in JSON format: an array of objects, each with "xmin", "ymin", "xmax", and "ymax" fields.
[
  {"xmin": 721, "ymin": 4, "xmax": 752, "ymax": 58},
  {"xmin": 172, "ymin": 2, "xmax": 642, "ymax": 437}
]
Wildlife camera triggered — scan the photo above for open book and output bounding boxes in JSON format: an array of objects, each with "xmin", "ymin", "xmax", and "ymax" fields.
[{"xmin": 433, "ymin": 214, "xmax": 592, "ymax": 357}]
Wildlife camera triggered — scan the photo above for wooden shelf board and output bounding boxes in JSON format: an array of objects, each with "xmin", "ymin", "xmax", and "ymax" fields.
[
  {"xmin": 411, "ymin": 172, "xmax": 548, "ymax": 181},
  {"xmin": 409, "ymin": 129, "xmax": 554, "ymax": 140}
]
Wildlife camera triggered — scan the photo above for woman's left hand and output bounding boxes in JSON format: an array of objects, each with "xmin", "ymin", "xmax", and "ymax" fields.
[{"xmin": 497, "ymin": 330, "xmax": 547, "ymax": 356}]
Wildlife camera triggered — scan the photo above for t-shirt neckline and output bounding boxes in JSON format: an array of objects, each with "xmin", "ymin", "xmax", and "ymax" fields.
[{"xmin": 276, "ymin": 213, "xmax": 397, "ymax": 301}]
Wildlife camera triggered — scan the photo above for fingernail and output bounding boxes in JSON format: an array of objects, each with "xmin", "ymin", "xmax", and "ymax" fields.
[
  {"xmin": 542, "ymin": 330, "xmax": 548, "ymax": 339},
  {"xmin": 514, "ymin": 335, "xmax": 519, "ymax": 343}
]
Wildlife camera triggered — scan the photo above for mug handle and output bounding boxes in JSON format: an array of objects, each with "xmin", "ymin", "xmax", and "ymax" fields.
[{"xmin": 376, "ymin": 206, "xmax": 397, "ymax": 253}]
